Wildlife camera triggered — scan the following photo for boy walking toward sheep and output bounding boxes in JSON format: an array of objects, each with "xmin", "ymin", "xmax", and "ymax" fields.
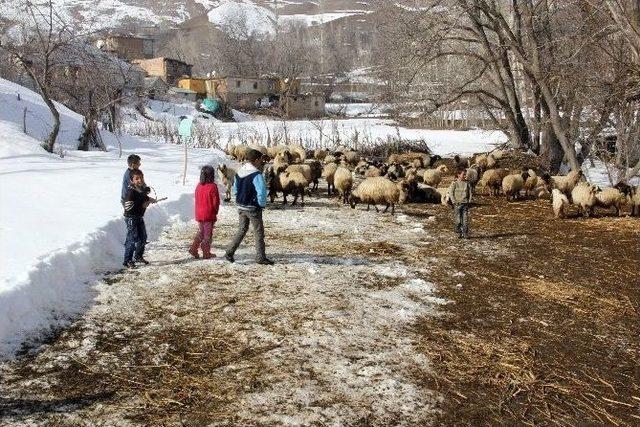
[
  {"xmin": 448, "ymin": 168, "xmax": 472, "ymax": 239},
  {"xmin": 224, "ymin": 149, "xmax": 274, "ymax": 265}
]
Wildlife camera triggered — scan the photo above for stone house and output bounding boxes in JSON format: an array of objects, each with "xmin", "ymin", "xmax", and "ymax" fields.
[
  {"xmin": 95, "ymin": 35, "xmax": 154, "ymax": 60},
  {"xmin": 133, "ymin": 57, "xmax": 193, "ymax": 85}
]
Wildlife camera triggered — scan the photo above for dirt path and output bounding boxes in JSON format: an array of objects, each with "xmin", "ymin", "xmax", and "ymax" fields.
[
  {"xmin": 0, "ymin": 193, "xmax": 443, "ymax": 426},
  {"xmin": 2, "ymin": 186, "xmax": 638, "ymax": 426}
]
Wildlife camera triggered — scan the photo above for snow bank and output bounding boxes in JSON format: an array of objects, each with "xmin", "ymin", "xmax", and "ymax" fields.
[{"xmin": 0, "ymin": 78, "xmax": 225, "ymax": 358}]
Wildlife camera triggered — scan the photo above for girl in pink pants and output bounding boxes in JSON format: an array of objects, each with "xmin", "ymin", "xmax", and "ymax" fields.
[{"xmin": 190, "ymin": 165, "xmax": 220, "ymax": 259}]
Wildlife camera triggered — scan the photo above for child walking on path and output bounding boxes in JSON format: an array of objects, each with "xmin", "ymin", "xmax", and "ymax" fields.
[
  {"xmin": 189, "ymin": 165, "xmax": 221, "ymax": 259},
  {"xmin": 224, "ymin": 149, "xmax": 274, "ymax": 265},
  {"xmin": 447, "ymin": 168, "xmax": 472, "ymax": 239},
  {"xmin": 123, "ymin": 169, "xmax": 157, "ymax": 268}
]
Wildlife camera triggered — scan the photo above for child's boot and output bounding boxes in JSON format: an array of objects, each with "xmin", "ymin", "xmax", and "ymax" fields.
[
  {"xmin": 189, "ymin": 241, "xmax": 200, "ymax": 259},
  {"xmin": 202, "ymin": 243, "xmax": 215, "ymax": 259}
]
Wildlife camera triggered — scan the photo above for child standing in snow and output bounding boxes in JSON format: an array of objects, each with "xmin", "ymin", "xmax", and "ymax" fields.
[
  {"xmin": 447, "ymin": 168, "xmax": 472, "ymax": 239},
  {"xmin": 123, "ymin": 169, "xmax": 156, "ymax": 268},
  {"xmin": 121, "ymin": 154, "xmax": 150, "ymax": 205},
  {"xmin": 189, "ymin": 165, "xmax": 221, "ymax": 259}
]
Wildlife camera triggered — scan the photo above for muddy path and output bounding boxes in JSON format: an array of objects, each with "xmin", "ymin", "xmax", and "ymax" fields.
[
  {"xmin": 1, "ymin": 186, "xmax": 638, "ymax": 426},
  {"xmin": 0, "ymin": 192, "xmax": 443, "ymax": 426}
]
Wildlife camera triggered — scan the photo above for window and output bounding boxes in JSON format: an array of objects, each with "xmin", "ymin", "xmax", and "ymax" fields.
[
  {"xmin": 253, "ymin": 82, "xmax": 258, "ymax": 90},
  {"xmin": 236, "ymin": 80, "xmax": 241, "ymax": 88}
]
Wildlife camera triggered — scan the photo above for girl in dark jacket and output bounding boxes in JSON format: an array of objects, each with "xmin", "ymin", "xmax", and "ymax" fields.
[{"xmin": 189, "ymin": 165, "xmax": 221, "ymax": 259}]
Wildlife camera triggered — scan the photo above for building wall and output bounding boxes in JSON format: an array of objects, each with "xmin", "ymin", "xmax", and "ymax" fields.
[
  {"xmin": 282, "ymin": 94, "xmax": 325, "ymax": 119},
  {"xmin": 103, "ymin": 37, "xmax": 153, "ymax": 60},
  {"xmin": 135, "ymin": 58, "xmax": 192, "ymax": 85},
  {"xmin": 178, "ymin": 78, "xmax": 207, "ymax": 95}
]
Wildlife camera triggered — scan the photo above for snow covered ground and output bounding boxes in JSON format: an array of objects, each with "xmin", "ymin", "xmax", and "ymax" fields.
[{"xmin": 0, "ymin": 78, "xmax": 226, "ymax": 358}]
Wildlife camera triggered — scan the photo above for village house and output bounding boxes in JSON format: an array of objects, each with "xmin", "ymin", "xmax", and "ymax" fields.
[
  {"xmin": 133, "ymin": 57, "xmax": 193, "ymax": 86},
  {"xmin": 95, "ymin": 35, "xmax": 154, "ymax": 61},
  {"xmin": 206, "ymin": 76, "xmax": 280, "ymax": 109},
  {"xmin": 280, "ymin": 93, "xmax": 326, "ymax": 119},
  {"xmin": 177, "ymin": 78, "xmax": 208, "ymax": 98}
]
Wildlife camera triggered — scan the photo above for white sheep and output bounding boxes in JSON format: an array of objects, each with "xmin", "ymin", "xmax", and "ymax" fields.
[
  {"xmin": 334, "ymin": 166, "xmax": 354, "ymax": 204},
  {"xmin": 349, "ymin": 176, "xmax": 406, "ymax": 215},
  {"xmin": 551, "ymin": 170, "xmax": 583, "ymax": 198},
  {"xmin": 218, "ymin": 164, "xmax": 236, "ymax": 202},
  {"xmin": 288, "ymin": 144, "xmax": 306, "ymax": 162},
  {"xmin": 502, "ymin": 171, "xmax": 529, "ymax": 201},
  {"xmin": 286, "ymin": 164, "xmax": 312, "ymax": 183},
  {"xmin": 478, "ymin": 168, "xmax": 510, "ymax": 196},
  {"xmin": 595, "ymin": 188, "xmax": 626, "ymax": 216},
  {"xmin": 322, "ymin": 162, "xmax": 338, "ymax": 196},
  {"xmin": 552, "ymin": 189, "xmax": 569, "ymax": 218},
  {"xmin": 474, "ymin": 154, "xmax": 488, "ymax": 170},
  {"xmin": 423, "ymin": 164, "xmax": 448, "ymax": 187},
  {"xmin": 571, "ymin": 182, "xmax": 598, "ymax": 218},
  {"xmin": 465, "ymin": 166, "xmax": 480, "ymax": 188},
  {"xmin": 631, "ymin": 186, "xmax": 640, "ymax": 217},
  {"xmin": 314, "ymin": 149, "xmax": 328, "ymax": 161},
  {"xmin": 279, "ymin": 171, "xmax": 308, "ymax": 205},
  {"xmin": 486, "ymin": 153, "xmax": 497, "ymax": 169}
]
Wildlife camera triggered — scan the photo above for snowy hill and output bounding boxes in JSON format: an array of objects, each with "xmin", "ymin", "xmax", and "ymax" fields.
[
  {"xmin": 0, "ymin": 0, "xmax": 374, "ymax": 33},
  {"xmin": 0, "ymin": 78, "xmax": 226, "ymax": 358}
]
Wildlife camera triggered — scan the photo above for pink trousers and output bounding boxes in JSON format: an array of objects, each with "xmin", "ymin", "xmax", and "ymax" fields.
[{"xmin": 191, "ymin": 221, "xmax": 214, "ymax": 258}]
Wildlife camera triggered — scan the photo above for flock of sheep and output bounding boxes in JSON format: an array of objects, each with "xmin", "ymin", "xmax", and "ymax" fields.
[{"xmin": 219, "ymin": 143, "xmax": 640, "ymax": 219}]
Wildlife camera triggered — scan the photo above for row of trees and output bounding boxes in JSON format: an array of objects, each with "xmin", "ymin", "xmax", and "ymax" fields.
[
  {"xmin": 375, "ymin": 0, "xmax": 640, "ymax": 178},
  {"xmin": 0, "ymin": 1, "xmax": 143, "ymax": 153}
]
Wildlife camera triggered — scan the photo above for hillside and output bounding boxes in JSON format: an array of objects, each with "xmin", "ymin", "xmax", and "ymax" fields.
[{"xmin": 0, "ymin": 0, "xmax": 375, "ymax": 33}]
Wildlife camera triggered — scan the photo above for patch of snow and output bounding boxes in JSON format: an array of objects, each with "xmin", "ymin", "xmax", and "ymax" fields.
[{"xmin": 0, "ymin": 78, "xmax": 226, "ymax": 359}]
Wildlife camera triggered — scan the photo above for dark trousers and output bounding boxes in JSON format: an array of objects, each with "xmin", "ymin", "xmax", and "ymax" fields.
[
  {"xmin": 454, "ymin": 204, "xmax": 469, "ymax": 237},
  {"xmin": 124, "ymin": 217, "xmax": 147, "ymax": 262},
  {"xmin": 226, "ymin": 209, "xmax": 267, "ymax": 261}
]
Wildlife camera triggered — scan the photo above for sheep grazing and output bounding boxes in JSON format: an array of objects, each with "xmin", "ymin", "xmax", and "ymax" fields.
[
  {"xmin": 386, "ymin": 163, "xmax": 405, "ymax": 180},
  {"xmin": 314, "ymin": 149, "xmax": 328, "ymax": 161},
  {"xmin": 502, "ymin": 171, "xmax": 530, "ymax": 201},
  {"xmin": 474, "ymin": 154, "xmax": 489, "ymax": 170},
  {"xmin": 324, "ymin": 154, "xmax": 337, "ymax": 165},
  {"xmin": 490, "ymin": 149, "xmax": 506, "ymax": 159},
  {"xmin": 234, "ymin": 145, "xmax": 251, "ymax": 162},
  {"xmin": 279, "ymin": 171, "xmax": 308, "ymax": 205},
  {"xmin": 288, "ymin": 144, "xmax": 306, "ymax": 162},
  {"xmin": 286, "ymin": 164, "xmax": 312, "ymax": 185},
  {"xmin": 404, "ymin": 181, "xmax": 442, "ymax": 204},
  {"xmin": 552, "ymin": 189, "xmax": 570, "ymax": 218},
  {"xmin": 571, "ymin": 182, "xmax": 598, "ymax": 218},
  {"xmin": 465, "ymin": 166, "xmax": 480, "ymax": 188},
  {"xmin": 349, "ymin": 176, "xmax": 406, "ymax": 215},
  {"xmin": 334, "ymin": 166, "xmax": 354, "ymax": 204},
  {"xmin": 551, "ymin": 169, "xmax": 583, "ymax": 198},
  {"xmin": 486, "ymin": 153, "xmax": 497, "ymax": 169},
  {"xmin": 631, "ymin": 186, "xmax": 640, "ymax": 217},
  {"xmin": 523, "ymin": 169, "xmax": 539, "ymax": 197},
  {"xmin": 387, "ymin": 152, "xmax": 430, "ymax": 167},
  {"xmin": 343, "ymin": 150, "xmax": 361, "ymax": 167},
  {"xmin": 304, "ymin": 159, "xmax": 323, "ymax": 190},
  {"xmin": 595, "ymin": 188, "xmax": 626, "ymax": 216},
  {"xmin": 218, "ymin": 164, "xmax": 236, "ymax": 202},
  {"xmin": 423, "ymin": 164, "xmax": 448, "ymax": 187},
  {"xmin": 322, "ymin": 162, "xmax": 338, "ymax": 196},
  {"xmin": 478, "ymin": 168, "xmax": 510, "ymax": 196},
  {"xmin": 437, "ymin": 187, "xmax": 452, "ymax": 206}
]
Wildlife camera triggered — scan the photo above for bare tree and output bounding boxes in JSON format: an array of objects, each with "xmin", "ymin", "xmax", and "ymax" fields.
[{"xmin": 0, "ymin": 0, "xmax": 81, "ymax": 153}]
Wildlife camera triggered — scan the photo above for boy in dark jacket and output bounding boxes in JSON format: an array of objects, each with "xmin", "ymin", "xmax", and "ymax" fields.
[
  {"xmin": 224, "ymin": 149, "xmax": 273, "ymax": 265},
  {"xmin": 123, "ymin": 169, "xmax": 157, "ymax": 268},
  {"xmin": 447, "ymin": 168, "xmax": 472, "ymax": 239},
  {"xmin": 189, "ymin": 165, "xmax": 221, "ymax": 259}
]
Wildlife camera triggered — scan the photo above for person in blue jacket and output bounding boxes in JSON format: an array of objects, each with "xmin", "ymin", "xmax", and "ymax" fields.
[{"xmin": 224, "ymin": 149, "xmax": 274, "ymax": 265}]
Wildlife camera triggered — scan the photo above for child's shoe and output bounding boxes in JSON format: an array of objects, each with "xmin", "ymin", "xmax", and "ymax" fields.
[
  {"xmin": 189, "ymin": 243, "xmax": 200, "ymax": 259},
  {"xmin": 123, "ymin": 260, "xmax": 136, "ymax": 269},
  {"xmin": 256, "ymin": 258, "xmax": 274, "ymax": 265},
  {"xmin": 202, "ymin": 248, "xmax": 216, "ymax": 259},
  {"xmin": 224, "ymin": 253, "xmax": 235, "ymax": 263},
  {"xmin": 134, "ymin": 257, "xmax": 150, "ymax": 265}
]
